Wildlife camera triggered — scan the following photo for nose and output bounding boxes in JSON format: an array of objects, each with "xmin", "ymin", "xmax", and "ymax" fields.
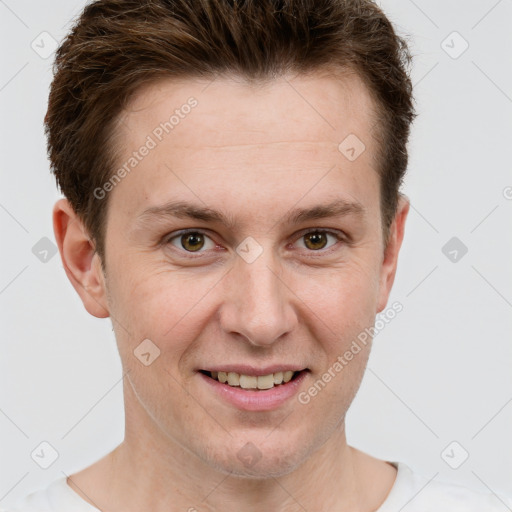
[{"xmin": 218, "ymin": 245, "xmax": 297, "ymax": 347}]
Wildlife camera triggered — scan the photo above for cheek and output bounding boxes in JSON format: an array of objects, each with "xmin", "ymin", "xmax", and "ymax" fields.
[
  {"xmin": 107, "ymin": 265, "xmax": 222, "ymax": 356},
  {"xmin": 296, "ymin": 270, "xmax": 375, "ymax": 415},
  {"xmin": 298, "ymin": 258, "xmax": 380, "ymax": 335},
  {"xmin": 106, "ymin": 240, "xmax": 381, "ymax": 360}
]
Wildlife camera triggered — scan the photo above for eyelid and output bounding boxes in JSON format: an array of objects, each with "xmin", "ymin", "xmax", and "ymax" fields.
[
  {"xmin": 164, "ymin": 227, "xmax": 347, "ymax": 257},
  {"xmin": 291, "ymin": 228, "xmax": 346, "ymax": 253},
  {"xmin": 294, "ymin": 227, "xmax": 345, "ymax": 241},
  {"xmin": 164, "ymin": 228, "xmax": 219, "ymax": 257}
]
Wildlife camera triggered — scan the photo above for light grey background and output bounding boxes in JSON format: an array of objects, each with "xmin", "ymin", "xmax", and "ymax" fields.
[{"xmin": 1, "ymin": 0, "xmax": 511, "ymax": 507}]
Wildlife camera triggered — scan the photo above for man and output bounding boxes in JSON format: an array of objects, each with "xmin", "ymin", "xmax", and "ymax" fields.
[{"xmin": 5, "ymin": 0, "xmax": 511, "ymax": 510}]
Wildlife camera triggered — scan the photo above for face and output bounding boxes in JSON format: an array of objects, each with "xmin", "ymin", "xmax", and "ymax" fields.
[{"xmin": 57, "ymin": 70, "xmax": 408, "ymax": 478}]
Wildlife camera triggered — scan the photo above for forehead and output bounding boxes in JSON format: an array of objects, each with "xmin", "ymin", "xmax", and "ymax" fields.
[
  {"xmin": 109, "ymin": 70, "xmax": 381, "ymax": 221},
  {"xmin": 120, "ymin": 69, "xmax": 378, "ymax": 148}
]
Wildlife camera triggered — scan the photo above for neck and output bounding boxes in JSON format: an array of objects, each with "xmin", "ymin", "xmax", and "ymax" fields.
[
  {"xmin": 68, "ymin": 383, "xmax": 375, "ymax": 512},
  {"xmin": 108, "ymin": 431, "xmax": 361, "ymax": 512}
]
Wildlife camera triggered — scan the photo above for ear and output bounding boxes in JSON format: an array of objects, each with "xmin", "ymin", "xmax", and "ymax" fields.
[
  {"xmin": 376, "ymin": 194, "xmax": 409, "ymax": 313},
  {"xmin": 53, "ymin": 198, "xmax": 110, "ymax": 318}
]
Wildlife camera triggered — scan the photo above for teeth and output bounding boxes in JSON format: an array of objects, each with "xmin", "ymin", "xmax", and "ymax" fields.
[
  {"xmin": 239, "ymin": 374, "xmax": 257, "ymax": 389},
  {"xmin": 257, "ymin": 374, "xmax": 275, "ymax": 389},
  {"xmin": 227, "ymin": 372, "xmax": 240, "ymax": 386},
  {"xmin": 207, "ymin": 370, "xmax": 300, "ymax": 389},
  {"xmin": 283, "ymin": 370, "xmax": 294, "ymax": 383}
]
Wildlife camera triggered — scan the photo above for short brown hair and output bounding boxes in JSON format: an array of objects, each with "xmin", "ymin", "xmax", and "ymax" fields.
[{"xmin": 45, "ymin": 0, "xmax": 416, "ymax": 262}]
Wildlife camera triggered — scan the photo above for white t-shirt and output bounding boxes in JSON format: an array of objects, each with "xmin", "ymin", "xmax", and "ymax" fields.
[{"xmin": 3, "ymin": 461, "xmax": 512, "ymax": 511}]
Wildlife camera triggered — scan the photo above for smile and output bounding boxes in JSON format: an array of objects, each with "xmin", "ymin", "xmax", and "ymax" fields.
[{"xmin": 200, "ymin": 370, "xmax": 300, "ymax": 390}]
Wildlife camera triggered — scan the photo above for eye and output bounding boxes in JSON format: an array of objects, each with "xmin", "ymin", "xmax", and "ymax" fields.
[
  {"xmin": 294, "ymin": 229, "xmax": 343, "ymax": 252},
  {"xmin": 167, "ymin": 230, "xmax": 217, "ymax": 253},
  {"xmin": 164, "ymin": 228, "xmax": 345, "ymax": 258}
]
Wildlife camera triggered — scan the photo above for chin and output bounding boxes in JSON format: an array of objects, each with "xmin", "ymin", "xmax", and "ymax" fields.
[{"xmin": 202, "ymin": 435, "xmax": 310, "ymax": 479}]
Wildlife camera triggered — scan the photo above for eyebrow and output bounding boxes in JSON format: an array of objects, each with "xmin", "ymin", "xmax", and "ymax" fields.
[{"xmin": 136, "ymin": 198, "xmax": 365, "ymax": 229}]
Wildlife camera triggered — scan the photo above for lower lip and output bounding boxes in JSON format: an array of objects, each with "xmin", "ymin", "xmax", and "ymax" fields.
[{"xmin": 198, "ymin": 370, "xmax": 309, "ymax": 411}]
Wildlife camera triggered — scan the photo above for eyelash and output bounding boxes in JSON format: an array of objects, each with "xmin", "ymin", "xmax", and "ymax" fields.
[{"xmin": 163, "ymin": 228, "xmax": 346, "ymax": 258}]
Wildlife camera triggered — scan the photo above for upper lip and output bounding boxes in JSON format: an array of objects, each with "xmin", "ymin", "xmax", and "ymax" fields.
[{"xmin": 199, "ymin": 365, "xmax": 308, "ymax": 376}]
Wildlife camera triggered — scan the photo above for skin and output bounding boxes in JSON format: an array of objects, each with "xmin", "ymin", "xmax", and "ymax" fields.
[{"xmin": 53, "ymin": 69, "xmax": 409, "ymax": 512}]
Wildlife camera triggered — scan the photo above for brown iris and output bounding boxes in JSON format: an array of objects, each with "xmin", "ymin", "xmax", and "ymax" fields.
[
  {"xmin": 303, "ymin": 231, "xmax": 328, "ymax": 250},
  {"xmin": 181, "ymin": 232, "xmax": 205, "ymax": 252}
]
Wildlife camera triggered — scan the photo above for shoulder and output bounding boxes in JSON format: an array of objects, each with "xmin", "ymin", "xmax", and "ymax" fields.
[
  {"xmin": 0, "ymin": 476, "xmax": 98, "ymax": 512},
  {"xmin": 0, "ymin": 486, "xmax": 53, "ymax": 512},
  {"xmin": 418, "ymin": 478, "xmax": 512, "ymax": 510},
  {"xmin": 379, "ymin": 461, "xmax": 512, "ymax": 512}
]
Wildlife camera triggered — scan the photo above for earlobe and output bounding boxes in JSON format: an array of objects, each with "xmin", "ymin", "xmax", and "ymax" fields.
[
  {"xmin": 376, "ymin": 194, "xmax": 410, "ymax": 314},
  {"xmin": 53, "ymin": 198, "xmax": 110, "ymax": 319}
]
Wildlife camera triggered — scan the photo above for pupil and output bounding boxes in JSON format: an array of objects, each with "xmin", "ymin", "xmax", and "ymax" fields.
[
  {"xmin": 305, "ymin": 232, "xmax": 327, "ymax": 250},
  {"xmin": 182, "ymin": 233, "xmax": 204, "ymax": 251}
]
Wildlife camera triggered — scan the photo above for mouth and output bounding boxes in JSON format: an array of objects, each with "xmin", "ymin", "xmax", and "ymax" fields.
[
  {"xmin": 198, "ymin": 369, "xmax": 308, "ymax": 391},
  {"xmin": 197, "ymin": 366, "xmax": 310, "ymax": 411}
]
